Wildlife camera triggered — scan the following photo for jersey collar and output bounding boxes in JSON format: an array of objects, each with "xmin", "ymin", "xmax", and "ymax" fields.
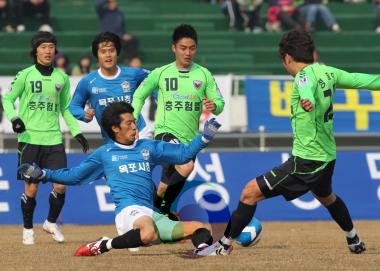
[
  {"xmin": 114, "ymin": 140, "xmax": 137, "ymax": 149},
  {"xmin": 98, "ymin": 66, "xmax": 121, "ymax": 80}
]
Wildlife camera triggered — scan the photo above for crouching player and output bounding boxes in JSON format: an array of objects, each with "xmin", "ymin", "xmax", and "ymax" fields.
[{"xmin": 18, "ymin": 101, "xmax": 220, "ymax": 256}]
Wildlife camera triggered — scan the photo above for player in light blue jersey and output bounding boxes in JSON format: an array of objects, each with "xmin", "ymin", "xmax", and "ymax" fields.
[
  {"xmin": 19, "ymin": 101, "xmax": 221, "ymax": 256},
  {"xmin": 70, "ymin": 32, "xmax": 150, "ymax": 143}
]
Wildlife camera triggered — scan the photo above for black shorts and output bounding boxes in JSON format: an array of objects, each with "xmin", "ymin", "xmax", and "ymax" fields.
[
  {"xmin": 17, "ymin": 143, "xmax": 67, "ymax": 180},
  {"xmin": 256, "ymin": 156, "xmax": 335, "ymax": 201},
  {"xmin": 154, "ymin": 133, "xmax": 196, "ymax": 185}
]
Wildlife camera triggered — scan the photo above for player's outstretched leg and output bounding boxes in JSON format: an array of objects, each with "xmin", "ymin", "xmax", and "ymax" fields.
[
  {"xmin": 44, "ymin": 190, "xmax": 66, "ymax": 243},
  {"xmin": 75, "ymin": 228, "xmax": 146, "ymax": 256}
]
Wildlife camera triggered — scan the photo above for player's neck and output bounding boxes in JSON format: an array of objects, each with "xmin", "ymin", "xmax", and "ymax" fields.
[
  {"xmin": 35, "ymin": 62, "xmax": 53, "ymax": 76},
  {"xmin": 292, "ymin": 63, "xmax": 310, "ymax": 77},
  {"xmin": 99, "ymin": 65, "xmax": 119, "ymax": 78},
  {"xmin": 175, "ymin": 61, "xmax": 192, "ymax": 71}
]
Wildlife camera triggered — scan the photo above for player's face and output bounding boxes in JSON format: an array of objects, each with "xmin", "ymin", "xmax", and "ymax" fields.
[
  {"xmin": 97, "ymin": 41, "xmax": 118, "ymax": 70},
  {"xmin": 36, "ymin": 42, "xmax": 55, "ymax": 66},
  {"xmin": 112, "ymin": 113, "xmax": 137, "ymax": 145},
  {"xmin": 172, "ymin": 38, "xmax": 197, "ymax": 69}
]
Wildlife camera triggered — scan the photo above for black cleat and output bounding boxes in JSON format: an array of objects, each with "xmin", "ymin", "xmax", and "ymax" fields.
[{"xmin": 347, "ymin": 234, "xmax": 366, "ymax": 254}]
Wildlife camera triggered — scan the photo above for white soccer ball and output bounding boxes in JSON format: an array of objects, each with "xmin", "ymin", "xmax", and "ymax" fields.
[{"xmin": 235, "ymin": 217, "xmax": 263, "ymax": 247}]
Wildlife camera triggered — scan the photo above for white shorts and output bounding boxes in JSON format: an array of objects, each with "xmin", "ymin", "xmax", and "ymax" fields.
[{"xmin": 115, "ymin": 205, "xmax": 153, "ymax": 235}]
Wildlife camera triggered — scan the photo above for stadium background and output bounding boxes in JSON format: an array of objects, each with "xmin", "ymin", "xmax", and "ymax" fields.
[{"xmin": 0, "ymin": 1, "xmax": 379, "ymax": 269}]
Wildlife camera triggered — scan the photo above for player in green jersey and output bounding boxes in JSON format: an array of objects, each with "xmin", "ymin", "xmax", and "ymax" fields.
[
  {"xmin": 2, "ymin": 31, "xmax": 89, "ymax": 245},
  {"xmin": 196, "ymin": 30, "xmax": 380, "ymax": 256},
  {"xmin": 132, "ymin": 24, "xmax": 225, "ymax": 219}
]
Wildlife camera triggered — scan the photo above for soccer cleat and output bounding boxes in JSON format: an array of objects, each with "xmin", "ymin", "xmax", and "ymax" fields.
[
  {"xmin": 194, "ymin": 240, "xmax": 233, "ymax": 256},
  {"xmin": 74, "ymin": 237, "xmax": 110, "ymax": 256},
  {"xmin": 43, "ymin": 220, "xmax": 65, "ymax": 243},
  {"xmin": 347, "ymin": 235, "xmax": 366, "ymax": 254},
  {"xmin": 23, "ymin": 228, "xmax": 35, "ymax": 245}
]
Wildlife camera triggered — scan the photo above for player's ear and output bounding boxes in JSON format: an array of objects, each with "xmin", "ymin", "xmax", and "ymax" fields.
[
  {"xmin": 171, "ymin": 44, "xmax": 176, "ymax": 54},
  {"xmin": 111, "ymin": 125, "xmax": 120, "ymax": 134},
  {"xmin": 284, "ymin": 54, "xmax": 293, "ymax": 65}
]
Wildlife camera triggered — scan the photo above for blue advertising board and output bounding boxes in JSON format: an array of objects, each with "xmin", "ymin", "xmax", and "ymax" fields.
[
  {"xmin": 245, "ymin": 78, "xmax": 380, "ymax": 133},
  {"xmin": 0, "ymin": 152, "xmax": 379, "ymax": 224}
]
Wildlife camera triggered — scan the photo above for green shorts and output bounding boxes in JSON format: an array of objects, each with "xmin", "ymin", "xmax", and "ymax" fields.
[{"xmin": 153, "ymin": 211, "xmax": 184, "ymax": 242}]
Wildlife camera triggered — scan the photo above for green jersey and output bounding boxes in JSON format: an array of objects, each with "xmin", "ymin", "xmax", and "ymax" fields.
[
  {"xmin": 2, "ymin": 65, "xmax": 81, "ymax": 145},
  {"xmin": 132, "ymin": 62, "xmax": 224, "ymax": 144},
  {"xmin": 292, "ymin": 62, "xmax": 380, "ymax": 161}
]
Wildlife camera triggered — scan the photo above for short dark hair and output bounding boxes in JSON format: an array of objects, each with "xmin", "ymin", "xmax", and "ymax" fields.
[
  {"xmin": 279, "ymin": 30, "xmax": 315, "ymax": 64},
  {"xmin": 101, "ymin": 102, "xmax": 134, "ymax": 141},
  {"xmin": 172, "ymin": 24, "xmax": 198, "ymax": 45},
  {"xmin": 92, "ymin": 32, "xmax": 121, "ymax": 59},
  {"xmin": 30, "ymin": 31, "xmax": 57, "ymax": 61}
]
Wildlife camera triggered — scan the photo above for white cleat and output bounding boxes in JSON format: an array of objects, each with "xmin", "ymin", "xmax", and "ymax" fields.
[
  {"xmin": 43, "ymin": 220, "xmax": 65, "ymax": 243},
  {"xmin": 23, "ymin": 228, "xmax": 35, "ymax": 245},
  {"xmin": 194, "ymin": 241, "xmax": 233, "ymax": 256},
  {"xmin": 128, "ymin": 247, "xmax": 140, "ymax": 252}
]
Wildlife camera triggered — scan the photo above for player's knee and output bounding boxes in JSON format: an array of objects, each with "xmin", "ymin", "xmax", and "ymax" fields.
[
  {"xmin": 175, "ymin": 161, "xmax": 194, "ymax": 176},
  {"xmin": 140, "ymin": 229, "xmax": 158, "ymax": 244},
  {"xmin": 314, "ymin": 193, "xmax": 336, "ymax": 207},
  {"xmin": 240, "ymin": 180, "xmax": 260, "ymax": 205},
  {"xmin": 53, "ymin": 183, "xmax": 66, "ymax": 194}
]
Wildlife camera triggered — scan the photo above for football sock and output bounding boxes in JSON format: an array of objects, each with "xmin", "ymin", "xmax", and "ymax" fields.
[
  {"xmin": 224, "ymin": 201, "xmax": 257, "ymax": 239},
  {"xmin": 346, "ymin": 228, "xmax": 357, "ymax": 239},
  {"xmin": 21, "ymin": 193, "xmax": 36, "ymax": 229},
  {"xmin": 47, "ymin": 190, "xmax": 65, "ymax": 223},
  {"xmin": 110, "ymin": 229, "xmax": 144, "ymax": 249},
  {"xmin": 326, "ymin": 195, "xmax": 354, "ymax": 232},
  {"xmin": 153, "ymin": 193, "xmax": 163, "ymax": 210},
  {"xmin": 191, "ymin": 228, "xmax": 213, "ymax": 248},
  {"xmin": 160, "ymin": 170, "xmax": 187, "ymax": 214}
]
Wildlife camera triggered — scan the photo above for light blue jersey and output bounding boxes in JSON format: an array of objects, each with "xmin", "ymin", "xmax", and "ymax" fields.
[
  {"xmin": 70, "ymin": 66, "xmax": 148, "ymax": 142},
  {"xmin": 44, "ymin": 135, "xmax": 207, "ymax": 214}
]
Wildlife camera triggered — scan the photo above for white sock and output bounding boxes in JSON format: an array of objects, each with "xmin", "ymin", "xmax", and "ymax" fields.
[
  {"xmin": 346, "ymin": 228, "xmax": 357, "ymax": 239},
  {"xmin": 220, "ymin": 236, "xmax": 232, "ymax": 245},
  {"xmin": 106, "ymin": 239, "xmax": 113, "ymax": 250}
]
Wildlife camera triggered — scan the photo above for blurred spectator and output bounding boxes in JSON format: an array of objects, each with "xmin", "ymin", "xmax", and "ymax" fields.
[
  {"xmin": 72, "ymin": 54, "xmax": 93, "ymax": 76},
  {"xmin": 375, "ymin": 0, "xmax": 380, "ymax": 33},
  {"xmin": 299, "ymin": 0, "xmax": 341, "ymax": 32},
  {"xmin": 223, "ymin": 0, "xmax": 263, "ymax": 32},
  {"xmin": 53, "ymin": 52, "xmax": 71, "ymax": 75},
  {"xmin": 96, "ymin": 0, "xmax": 142, "ymax": 66},
  {"xmin": 237, "ymin": 0, "xmax": 263, "ymax": 33},
  {"xmin": 266, "ymin": 0, "xmax": 304, "ymax": 32},
  {"xmin": 13, "ymin": 0, "xmax": 53, "ymax": 33},
  {"xmin": 0, "ymin": 0, "xmax": 13, "ymax": 32}
]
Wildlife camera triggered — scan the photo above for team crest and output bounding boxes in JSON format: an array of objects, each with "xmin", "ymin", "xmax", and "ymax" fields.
[
  {"xmin": 141, "ymin": 149, "xmax": 150, "ymax": 160},
  {"xmin": 121, "ymin": 81, "xmax": 130, "ymax": 92},
  {"xmin": 193, "ymin": 80, "xmax": 202, "ymax": 90},
  {"xmin": 55, "ymin": 84, "xmax": 62, "ymax": 92}
]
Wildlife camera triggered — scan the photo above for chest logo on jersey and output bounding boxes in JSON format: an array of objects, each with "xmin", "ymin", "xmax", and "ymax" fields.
[
  {"xmin": 91, "ymin": 87, "xmax": 107, "ymax": 94},
  {"xmin": 111, "ymin": 154, "xmax": 128, "ymax": 161},
  {"xmin": 121, "ymin": 81, "xmax": 130, "ymax": 93},
  {"xmin": 55, "ymin": 84, "xmax": 62, "ymax": 92},
  {"xmin": 193, "ymin": 80, "xmax": 202, "ymax": 90},
  {"xmin": 141, "ymin": 149, "xmax": 150, "ymax": 160}
]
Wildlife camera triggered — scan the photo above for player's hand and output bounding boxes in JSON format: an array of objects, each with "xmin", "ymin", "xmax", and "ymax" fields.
[
  {"xmin": 75, "ymin": 133, "xmax": 89, "ymax": 153},
  {"xmin": 84, "ymin": 108, "xmax": 95, "ymax": 121},
  {"xmin": 202, "ymin": 118, "xmax": 221, "ymax": 142},
  {"xmin": 203, "ymin": 98, "xmax": 216, "ymax": 111},
  {"xmin": 11, "ymin": 117, "xmax": 26, "ymax": 133},
  {"xmin": 300, "ymin": 99, "xmax": 314, "ymax": 112},
  {"xmin": 18, "ymin": 163, "xmax": 45, "ymax": 183}
]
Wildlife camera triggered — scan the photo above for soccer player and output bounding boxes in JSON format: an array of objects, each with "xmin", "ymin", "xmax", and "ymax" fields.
[
  {"xmin": 70, "ymin": 31, "xmax": 151, "ymax": 142},
  {"xmin": 196, "ymin": 30, "xmax": 380, "ymax": 256},
  {"xmin": 132, "ymin": 24, "xmax": 225, "ymax": 219},
  {"xmin": 18, "ymin": 101, "xmax": 221, "ymax": 256},
  {"xmin": 2, "ymin": 31, "xmax": 89, "ymax": 245}
]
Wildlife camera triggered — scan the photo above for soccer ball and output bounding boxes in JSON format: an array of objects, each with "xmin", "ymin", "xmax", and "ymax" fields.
[{"xmin": 235, "ymin": 217, "xmax": 263, "ymax": 247}]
